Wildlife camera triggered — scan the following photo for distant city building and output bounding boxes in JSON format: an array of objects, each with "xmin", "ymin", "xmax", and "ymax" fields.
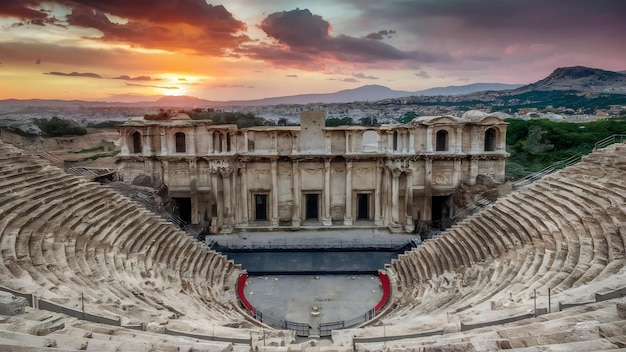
[{"xmin": 116, "ymin": 110, "xmax": 508, "ymax": 233}]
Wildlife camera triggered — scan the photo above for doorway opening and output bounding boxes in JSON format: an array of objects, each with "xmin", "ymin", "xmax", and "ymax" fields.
[
  {"xmin": 255, "ymin": 194, "xmax": 268, "ymax": 221},
  {"xmin": 431, "ymin": 195, "xmax": 451, "ymax": 230},
  {"xmin": 173, "ymin": 197, "xmax": 191, "ymax": 224},
  {"xmin": 356, "ymin": 193, "xmax": 370, "ymax": 220},
  {"xmin": 305, "ymin": 194, "xmax": 319, "ymax": 220}
]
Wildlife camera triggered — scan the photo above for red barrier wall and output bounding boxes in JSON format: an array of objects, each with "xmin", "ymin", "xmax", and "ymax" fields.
[
  {"xmin": 375, "ymin": 272, "xmax": 391, "ymax": 312},
  {"xmin": 237, "ymin": 274, "xmax": 254, "ymax": 311}
]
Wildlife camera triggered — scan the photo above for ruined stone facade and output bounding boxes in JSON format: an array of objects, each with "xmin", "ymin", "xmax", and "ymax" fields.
[{"xmin": 116, "ymin": 110, "xmax": 508, "ymax": 233}]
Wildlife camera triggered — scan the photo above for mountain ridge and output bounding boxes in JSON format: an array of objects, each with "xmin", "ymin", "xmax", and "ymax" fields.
[
  {"xmin": 1, "ymin": 66, "xmax": 625, "ymax": 107},
  {"xmin": 0, "ymin": 82, "xmax": 522, "ymax": 107}
]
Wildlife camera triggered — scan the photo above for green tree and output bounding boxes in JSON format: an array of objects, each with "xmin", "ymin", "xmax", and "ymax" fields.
[
  {"xmin": 325, "ymin": 117, "xmax": 355, "ymax": 127},
  {"xmin": 399, "ymin": 111, "xmax": 417, "ymax": 124},
  {"xmin": 359, "ymin": 116, "xmax": 379, "ymax": 126},
  {"xmin": 34, "ymin": 116, "xmax": 87, "ymax": 136},
  {"xmin": 521, "ymin": 125, "xmax": 554, "ymax": 154}
]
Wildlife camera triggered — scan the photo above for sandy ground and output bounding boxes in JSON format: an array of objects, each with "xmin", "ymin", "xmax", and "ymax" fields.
[{"xmin": 245, "ymin": 274, "xmax": 381, "ymax": 327}]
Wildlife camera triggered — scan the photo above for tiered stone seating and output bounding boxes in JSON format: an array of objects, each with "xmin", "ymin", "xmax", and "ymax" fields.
[
  {"xmin": 0, "ymin": 141, "xmax": 252, "ymax": 333},
  {"xmin": 0, "ymin": 308, "xmax": 244, "ymax": 351},
  {"xmin": 351, "ymin": 297, "xmax": 626, "ymax": 351},
  {"xmin": 2, "ymin": 138, "xmax": 625, "ymax": 350},
  {"xmin": 383, "ymin": 142, "xmax": 626, "ymax": 334}
]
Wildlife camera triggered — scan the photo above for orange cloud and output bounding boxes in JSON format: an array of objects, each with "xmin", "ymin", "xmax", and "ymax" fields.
[{"xmin": 0, "ymin": 0, "xmax": 250, "ymax": 55}]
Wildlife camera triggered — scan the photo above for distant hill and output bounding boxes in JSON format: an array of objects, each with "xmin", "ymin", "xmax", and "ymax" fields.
[
  {"xmin": 514, "ymin": 66, "xmax": 626, "ymax": 94},
  {"xmin": 413, "ymin": 83, "xmax": 522, "ymax": 96},
  {"xmin": 222, "ymin": 83, "xmax": 522, "ymax": 106}
]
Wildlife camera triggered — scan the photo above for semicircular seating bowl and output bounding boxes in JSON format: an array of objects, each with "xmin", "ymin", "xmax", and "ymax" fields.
[
  {"xmin": 0, "ymin": 141, "xmax": 252, "ymax": 333},
  {"xmin": 1, "ymin": 140, "xmax": 625, "ymax": 351}
]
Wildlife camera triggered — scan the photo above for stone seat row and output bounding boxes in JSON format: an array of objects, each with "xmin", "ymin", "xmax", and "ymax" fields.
[
  {"xmin": 0, "ymin": 308, "xmax": 242, "ymax": 351},
  {"xmin": 0, "ymin": 141, "xmax": 251, "ymax": 331},
  {"xmin": 356, "ymin": 297, "xmax": 626, "ymax": 352}
]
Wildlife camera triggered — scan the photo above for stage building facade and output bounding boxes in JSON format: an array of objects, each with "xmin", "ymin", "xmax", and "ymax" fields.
[{"xmin": 116, "ymin": 110, "xmax": 508, "ymax": 233}]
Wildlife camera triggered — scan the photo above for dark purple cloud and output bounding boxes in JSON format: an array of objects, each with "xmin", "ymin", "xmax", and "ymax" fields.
[
  {"xmin": 44, "ymin": 71, "xmax": 102, "ymax": 78},
  {"xmin": 113, "ymin": 75, "xmax": 153, "ymax": 81},
  {"xmin": 415, "ymin": 70, "xmax": 430, "ymax": 79},
  {"xmin": 213, "ymin": 84, "xmax": 253, "ymax": 88},
  {"xmin": 125, "ymin": 83, "xmax": 178, "ymax": 89},
  {"xmin": 333, "ymin": 0, "xmax": 626, "ymax": 78},
  {"xmin": 238, "ymin": 8, "xmax": 448, "ymax": 70},
  {"xmin": 366, "ymin": 32, "xmax": 383, "ymax": 40},
  {"xmin": 0, "ymin": 0, "xmax": 47, "ymax": 20},
  {"xmin": 365, "ymin": 29, "xmax": 395, "ymax": 40},
  {"xmin": 352, "ymin": 73, "xmax": 378, "ymax": 80}
]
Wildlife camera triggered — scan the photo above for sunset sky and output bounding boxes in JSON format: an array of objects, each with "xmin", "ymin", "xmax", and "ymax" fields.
[{"xmin": 1, "ymin": 0, "xmax": 625, "ymax": 102}]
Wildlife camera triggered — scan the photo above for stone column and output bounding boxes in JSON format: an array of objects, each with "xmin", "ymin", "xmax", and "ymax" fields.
[
  {"xmin": 382, "ymin": 167, "xmax": 390, "ymax": 226},
  {"xmin": 221, "ymin": 132, "xmax": 228, "ymax": 154},
  {"xmin": 344, "ymin": 160, "xmax": 353, "ymax": 226},
  {"xmin": 401, "ymin": 131, "xmax": 408, "ymax": 153},
  {"xmin": 470, "ymin": 126, "xmax": 481, "ymax": 154},
  {"xmin": 291, "ymin": 134, "xmax": 298, "ymax": 154},
  {"xmin": 161, "ymin": 160, "xmax": 169, "ymax": 186},
  {"xmin": 374, "ymin": 161, "xmax": 383, "ymax": 226},
  {"xmin": 207, "ymin": 130, "xmax": 213, "ymax": 154},
  {"xmin": 221, "ymin": 168, "xmax": 233, "ymax": 232},
  {"xmin": 230, "ymin": 169, "xmax": 237, "ymax": 228},
  {"xmin": 325, "ymin": 133, "xmax": 331, "ymax": 153},
  {"xmin": 119, "ymin": 130, "xmax": 129, "ymax": 155},
  {"xmin": 469, "ymin": 156, "xmax": 479, "ymax": 185},
  {"xmin": 322, "ymin": 158, "xmax": 332, "ymax": 226},
  {"xmin": 143, "ymin": 128, "xmax": 152, "ymax": 156},
  {"xmin": 423, "ymin": 158, "xmax": 432, "ymax": 222},
  {"xmin": 160, "ymin": 128, "xmax": 167, "ymax": 155},
  {"xmin": 188, "ymin": 128, "xmax": 196, "ymax": 155},
  {"xmin": 292, "ymin": 160, "xmax": 301, "ymax": 227},
  {"xmin": 240, "ymin": 163, "xmax": 249, "ymax": 227},
  {"xmin": 498, "ymin": 127, "xmax": 507, "ymax": 152},
  {"xmin": 387, "ymin": 131, "xmax": 394, "ymax": 152},
  {"xmin": 426, "ymin": 126, "xmax": 433, "ymax": 153},
  {"xmin": 452, "ymin": 158, "xmax": 462, "ymax": 186},
  {"xmin": 391, "ymin": 168, "xmax": 400, "ymax": 226},
  {"xmin": 455, "ymin": 127, "xmax": 463, "ymax": 153},
  {"xmin": 189, "ymin": 159, "xmax": 198, "ymax": 224},
  {"xmin": 270, "ymin": 158, "xmax": 279, "ymax": 227},
  {"xmin": 210, "ymin": 171, "xmax": 221, "ymax": 232},
  {"xmin": 271, "ymin": 131, "xmax": 277, "ymax": 153},
  {"xmin": 404, "ymin": 170, "xmax": 414, "ymax": 232},
  {"xmin": 409, "ymin": 130, "xmax": 415, "ymax": 154}
]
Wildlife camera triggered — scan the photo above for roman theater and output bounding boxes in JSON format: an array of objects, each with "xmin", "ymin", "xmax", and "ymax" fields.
[{"xmin": 0, "ymin": 111, "xmax": 624, "ymax": 351}]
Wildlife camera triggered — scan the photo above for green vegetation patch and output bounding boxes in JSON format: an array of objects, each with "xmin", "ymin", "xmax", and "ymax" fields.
[
  {"xmin": 505, "ymin": 117, "xmax": 626, "ymax": 180},
  {"xmin": 34, "ymin": 116, "xmax": 87, "ymax": 136},
  {"xmin": 87, "ymin": 121, "xmax": 120, "ymax": 129}
]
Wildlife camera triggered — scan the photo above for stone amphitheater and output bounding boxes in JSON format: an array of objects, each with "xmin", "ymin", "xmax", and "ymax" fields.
[{"xmin": 0, "ymin": 138, "xmax": 625, "ymax": 351}]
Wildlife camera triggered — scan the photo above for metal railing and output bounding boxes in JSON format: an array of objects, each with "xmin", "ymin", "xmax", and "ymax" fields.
[
  {"xmin": 511, "ymin": 153, "xmax": 582, "ymax": 190},
  {"xmin": 594, "ymin": 134, "xmax": 626, "ymax": 150},
  {"xmin": 513, "ymin": 133, "xmax": 626, "ymax": 190}
]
